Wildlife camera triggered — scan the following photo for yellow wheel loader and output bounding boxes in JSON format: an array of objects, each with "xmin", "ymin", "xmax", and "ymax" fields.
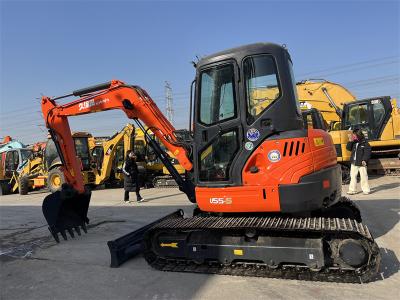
[
  {"xmin": 12, "ymin": 132, "xmax": 96, "ymax": 195},
  {"xmin": 0, "ymin": 147, "xmax": 33, "ymax": 195}
]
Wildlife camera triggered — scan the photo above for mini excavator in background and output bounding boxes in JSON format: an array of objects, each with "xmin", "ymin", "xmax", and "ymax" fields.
[{"xmin": 40, "ymin": 43, "xmax": 380, "ymax": 283}]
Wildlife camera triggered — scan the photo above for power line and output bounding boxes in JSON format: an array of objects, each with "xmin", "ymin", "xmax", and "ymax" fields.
[
  {"xmin": 297, "ymin": 55, "xmax": 398, "ymax": 77},
  {"xmin": 1, "ymin": 103, "xmax": 40, "ymax": 114},
  {"xmin": 312, "ymin": 61, "xmax": 398, "ymax": 78},
  {"xmin": 342, "ymin": 74, "xmax": 399, "ymax": 86},
  {"xmin": 346, "ymin": 78, "xmax": 399, "ymax": 89}
]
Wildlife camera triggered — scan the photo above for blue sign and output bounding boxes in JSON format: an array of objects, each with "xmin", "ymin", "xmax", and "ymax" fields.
[{"xmin": 246, "ymin": 128, "xmax": 260, "ymax": 142}]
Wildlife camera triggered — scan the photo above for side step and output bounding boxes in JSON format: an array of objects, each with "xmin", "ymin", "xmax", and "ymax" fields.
[{"xmin": 107, "ymin": 209, "xmax": 183, "ymax": 268}]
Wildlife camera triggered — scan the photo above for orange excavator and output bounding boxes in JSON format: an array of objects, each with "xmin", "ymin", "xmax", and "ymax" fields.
[{"xmin": 40, "ymin": 43, "xmax": 380, "ymax": 283}]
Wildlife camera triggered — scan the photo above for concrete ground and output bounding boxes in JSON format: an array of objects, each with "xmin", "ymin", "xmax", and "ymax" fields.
[{"xmin": 0, "ymin": 176, "xmax": 399, "ymax": 300}]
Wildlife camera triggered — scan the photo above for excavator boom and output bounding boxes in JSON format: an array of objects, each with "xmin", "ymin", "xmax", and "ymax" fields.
[{"xmin": 41, "ymin": 80, "xmax": 194, "ymax": 241}]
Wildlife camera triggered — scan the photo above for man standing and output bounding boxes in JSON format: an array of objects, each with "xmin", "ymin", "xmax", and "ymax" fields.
[
  {"xmin": 346, "ymin": 129, "xmax": 371, "ymax": 195},
  {"xmin": 122, "ymin": 150, "xmax": 144, "ymax": 203}
]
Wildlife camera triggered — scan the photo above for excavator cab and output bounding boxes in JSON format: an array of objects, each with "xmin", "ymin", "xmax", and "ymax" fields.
[
  {"xmin": 3, "ymin": 148, "xmax": 32, "ymax": 178},
  {"xmin": 192, "ymin": 44, "xmax": 302, "ymax": 188},
  {"xmin": 301, "ymin": 108, "xmax": 327, "ymax": 131},
  {"xmin": 342, "ymin": 96, "xmax": 392, "ymax": 140}
]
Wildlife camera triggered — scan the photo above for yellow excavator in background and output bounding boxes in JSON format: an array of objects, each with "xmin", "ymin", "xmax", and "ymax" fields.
[
  {"xmin": 132, "ymin": 127, "xmax": 164, "ymax": 183},
  {"xmin": 297, "ymin": 80, "xmax": 400, "ymax": 180},
  {"xmin": 297, "ymin": 80, "xmax": 356, "ymax": 128},
  {"xmin": 132, "ymin": 126, "xmax": 187, "ymax": 188},
  {"xmin": 91, "ymin": 124, "xmax": 166, "ymax": 188},
  {"xmin": 91, "ymin": 124, "xmax": 136, "ymax": 187},
  {"xmin": 253, "ymin": 79, "xmax": 400, "ymax": 180},
  {"xmin": 337, "ymin": 96, "xmax": 400, "ymax": 176},
  {"xmin": 151, "ymin": 129, "xmax": 190, "ymax": 188}
]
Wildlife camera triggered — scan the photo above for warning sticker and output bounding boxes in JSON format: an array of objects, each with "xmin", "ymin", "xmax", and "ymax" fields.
[{"xmin": 313, "ymin": 137, "xmax": 325, "ymax": 146}]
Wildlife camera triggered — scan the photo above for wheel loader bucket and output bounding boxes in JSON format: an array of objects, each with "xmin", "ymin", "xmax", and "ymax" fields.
[{"xmin": 42, "ymin": 185, "xmax": 91, "ymax": 243}]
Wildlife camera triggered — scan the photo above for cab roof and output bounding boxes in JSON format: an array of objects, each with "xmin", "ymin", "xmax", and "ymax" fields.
[{"xmin": 196, "ymin": 42, "xmax": 289, "ymax": 69}]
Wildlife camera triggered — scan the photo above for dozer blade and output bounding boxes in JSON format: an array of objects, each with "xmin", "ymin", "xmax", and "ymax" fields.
[
  {"xmin": 107, "ymin": 209, "xmax": 183, "ymax": 268},
  {"xmin": 42, "ymin": 185, "xmax": 91, "ymax": 243}
]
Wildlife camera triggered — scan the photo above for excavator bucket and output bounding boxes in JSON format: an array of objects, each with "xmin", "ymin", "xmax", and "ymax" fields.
[{"xmin": 42, "ymin": 185, "xmax": 91, "ymax": 243}]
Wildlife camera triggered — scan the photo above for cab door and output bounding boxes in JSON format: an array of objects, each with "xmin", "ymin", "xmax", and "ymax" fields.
[
  {"xmin": 193, "ymin": 61, "xmax": 242, "ymax": 186},
  {"xmin": 193, "ymin": 53, "xmax": 302, "ymax": 187}
]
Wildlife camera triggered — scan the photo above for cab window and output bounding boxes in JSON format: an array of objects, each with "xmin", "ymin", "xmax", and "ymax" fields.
[
  {"xmin": 199, "ymin": 64, "xmax": 236, "ymax": 125},
  {"xmin": 134, "ymin": 140, "xmax": 146, "ymax": 161},
  {"xmin": 372, "ymin": 101, "xmax": 385, "ymax": 128},
  {"xmin": 343, "ymin": 103, "xmax": 372, "ymax": 138},
  {"xmin": 5, "ymin": 151, "xmax": 18, "ymax": 171},
  {"xmin": 20, "ymin": 150, "xmax": 32, "ymax": 162},
  {"xmin": 344, "ymin": 104, "xmax": 369, "ymax": 129},
  {"xmin": 244, "ymin": 55, "xmax": 281, "ymax": 123},
  {"xmin": 74, "ymin": 137, "xmax": 90, "ymax": 171},
  {"xmin": 199, "ymin": 130, "xmax": 238, "ymax": 182},
  {"xmin": 304, "ymin": 113, "xmax": 314, "ymax": 129}
]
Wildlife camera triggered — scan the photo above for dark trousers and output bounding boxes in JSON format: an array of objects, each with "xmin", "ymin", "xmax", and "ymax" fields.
[{"xmin": 124, "ymin": 185, "xmax": 141, "ymax": 201}]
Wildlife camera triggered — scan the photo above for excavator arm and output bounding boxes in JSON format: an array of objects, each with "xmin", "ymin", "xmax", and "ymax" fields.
[
  {"xmin": 41, "ymin": 80, "xmax": 194, "ymax": 242},
  {"xmin": 42, "ymin": 80, "xmax": 193, "ymax": 192}
]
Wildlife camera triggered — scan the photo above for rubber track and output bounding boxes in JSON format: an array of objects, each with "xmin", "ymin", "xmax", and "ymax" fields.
[
  {"xmin": 143, "ymin": 214, "xmax": 380, "ymax": 283},
  {"xmin": 384, "ymin": 170, "xmax": 400, "ymax": 176}
]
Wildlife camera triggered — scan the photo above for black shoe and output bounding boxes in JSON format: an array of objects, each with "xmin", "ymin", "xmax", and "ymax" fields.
[{"xmin": 137, "ymin": 197, "xmax": 144, "ymax": 203}]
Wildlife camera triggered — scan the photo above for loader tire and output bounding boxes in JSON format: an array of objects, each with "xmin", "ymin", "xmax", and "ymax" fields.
[
  {"xmin": 18, "ymin": 175, "xmax": 30, "ymax": 195},
  {"xmin": 47, "ymin": 168, "xmax": 65, "ymax": 193}
]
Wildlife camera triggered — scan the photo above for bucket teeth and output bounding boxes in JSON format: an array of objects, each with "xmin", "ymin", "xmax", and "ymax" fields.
[
  {"xmin": 75, "ymin": 226, "xmax": 82, "ymax": 236},
  {"xmin": 67, "ymin": 228, "xmax": 75, "ymax": 238},
  {"xmin": 60, "ymin": 230, "xmax": 68, "ymax": 241},
  {"xmin": 48, "ymin": 224, "xmax": 88, "ymax": 243},
  {"xmin": 42, "ymin": 186, "xmax": 92, "ymax": 243},
  {"xmin": 81, "ymin": 223, "xmax": 87, "ymax": 233},
  {"xmin": 49, "ymin": 227, "xmax": 60, "ymax": 243}
]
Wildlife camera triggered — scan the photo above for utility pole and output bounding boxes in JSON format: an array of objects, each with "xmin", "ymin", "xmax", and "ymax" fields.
[{"xmin": 165, "ymin": 81, "xmax": 174, "ymax": 125}]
